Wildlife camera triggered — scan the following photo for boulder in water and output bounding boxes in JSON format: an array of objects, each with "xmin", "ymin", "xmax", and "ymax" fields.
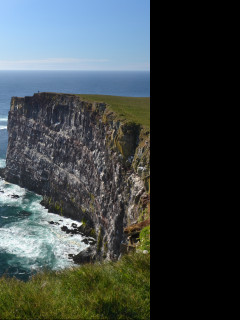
[{"xmin": 11, "ymin": 194, "xmax": 20, "ymax": 199}]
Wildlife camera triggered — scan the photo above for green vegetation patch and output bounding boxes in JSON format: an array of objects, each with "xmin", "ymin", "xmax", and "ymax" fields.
[
  {"xmin": 139, "ymin": 226, "xmax": 150, "ymax": 252},
  {"xmin": 77, "ymin": 94, "xmax": 150, "ymax": 129},
  {"xmin": 0, "ymin": 253, "xmax": 150, "ymax": 319}
]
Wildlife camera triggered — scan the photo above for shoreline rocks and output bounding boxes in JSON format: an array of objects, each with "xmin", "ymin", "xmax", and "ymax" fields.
[{"xmin": 72, "ymin": 246, "xmax": 97, "ymax": 264}]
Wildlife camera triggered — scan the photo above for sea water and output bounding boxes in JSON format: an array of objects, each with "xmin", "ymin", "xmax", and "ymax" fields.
[{"xmin": 0, "ymin": 70, "xmax": 150, "ymax": 281}]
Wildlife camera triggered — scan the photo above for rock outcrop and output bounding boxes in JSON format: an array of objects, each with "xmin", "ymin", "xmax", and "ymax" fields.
[{"xmin": 1, "ymin": 93, "xmax": 150, "ymax": 260}]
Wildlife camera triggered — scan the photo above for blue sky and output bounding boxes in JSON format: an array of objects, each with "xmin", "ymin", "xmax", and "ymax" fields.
[{"xmin": 0, "ymin": 0, "xmax": 150, "ymax": 71}]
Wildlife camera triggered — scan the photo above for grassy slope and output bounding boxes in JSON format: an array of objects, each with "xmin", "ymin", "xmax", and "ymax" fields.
[
  {"xmin": 77, "ymin": 94, "xmax": 150, "ymax": 129},
  {"xmin": 0, "ymin": 253, "xmax": 150, "ymax": 319}
]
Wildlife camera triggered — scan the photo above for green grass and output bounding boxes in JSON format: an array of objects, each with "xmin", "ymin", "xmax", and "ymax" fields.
[
  {"xmin": 44, "ymin": 92, "xmax": 150, "ymax": 129},
  {"xmin": 77, "ymin": 94, "xmax": 150, "ymax": 129},
  {"xmin": 139, "ymin": 226, "xmax": 150, "ymax": 252},
  {"xmin": 0, "ymin": 253, "xmax": 150, "ymax": 319}
]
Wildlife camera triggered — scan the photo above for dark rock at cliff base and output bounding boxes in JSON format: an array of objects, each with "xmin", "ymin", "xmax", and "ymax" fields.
[
  {"xmin": 48, "ymin": 221, "xmax": 60, "ymax": 225},
  {"xmin": 72, "ymin": 246, "xmax": 97, "ymax": 264},
  {"xmin": 11, "ymin": 194, "xmax": 20, "ymax": 199},
  {"xmin": 61, "ymin": 225, "xmax": 84, "ymax": 236},
  {"xmin": 77, "ymin": 224, "xmax": 96, "ymax": 238},
  {"xmin": 39, "ymin": 200, "xmax": 46, "ymax": 207},
  {"xmin": 58, "ymin": 221, "xmax": 92, "ymax": 237},
  {"xmin": 61, "ymin": 225, "xmax": 71, "ymax": 234},
  {"xmin": 88, "ymin": 239, "xmax": 97, "ymax": 246},
  {"xmin": 0, "ymin": 168, "xmax": 5, "ymax": 179}
]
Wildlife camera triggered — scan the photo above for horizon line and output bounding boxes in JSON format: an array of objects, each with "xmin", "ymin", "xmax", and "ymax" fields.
[{"xmin": 0, "ymin": 69, "xmax": 150, "ymax": 72}]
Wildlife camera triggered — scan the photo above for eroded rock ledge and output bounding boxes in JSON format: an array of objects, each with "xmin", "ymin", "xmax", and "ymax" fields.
[{"xmin": 1, "ymin": 93, "xmax": 150, "ymax": 260}]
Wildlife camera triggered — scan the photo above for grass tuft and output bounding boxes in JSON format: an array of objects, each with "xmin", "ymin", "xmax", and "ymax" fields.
[
  {"xmin": 77, "ymin": 94, "xmax": 150, "ymax": 129},
  {"xmin": 0, "ymin": 253, "xmax": 150, "ymax": 319}
]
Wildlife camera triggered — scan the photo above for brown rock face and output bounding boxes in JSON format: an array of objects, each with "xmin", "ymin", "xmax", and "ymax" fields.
[{"xmin": 2, "ymin": 93, "xmax": 150, "ymax": 260}]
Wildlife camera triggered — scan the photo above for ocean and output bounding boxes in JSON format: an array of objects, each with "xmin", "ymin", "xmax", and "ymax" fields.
[{"xmin": 0, "ymin": 70, "xmax": 150, "ymax": 281}]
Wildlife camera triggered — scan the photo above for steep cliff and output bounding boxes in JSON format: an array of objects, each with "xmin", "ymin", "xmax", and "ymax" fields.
[{"xmin": 2, "ymin": 93, "xmax": 150, "ymax": 260}]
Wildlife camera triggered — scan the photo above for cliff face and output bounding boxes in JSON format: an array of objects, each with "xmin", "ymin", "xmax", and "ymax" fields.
[{"xmin": 3, "ymin": 93, "xmax": 150, "ymax": 259}]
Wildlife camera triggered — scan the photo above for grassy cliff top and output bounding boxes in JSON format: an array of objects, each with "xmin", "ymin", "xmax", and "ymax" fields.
[
  {"xmin": 33, "ymin": 93, "xmax": 150, "ymax": 129},
  {"xmin": 77, "ymin": 94, "xmax": 150, "ymax": 129}
]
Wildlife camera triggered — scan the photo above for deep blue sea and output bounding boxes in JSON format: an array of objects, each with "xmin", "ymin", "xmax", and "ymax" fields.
[{"xmin": 0, "ymin": 70, "xmax": 150, "ymax": 281}]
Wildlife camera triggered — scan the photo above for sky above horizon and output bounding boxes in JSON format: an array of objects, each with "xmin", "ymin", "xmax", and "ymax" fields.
[{"xmin": 0, "ymin": 0, "xmax": 150, "ymax": 71}]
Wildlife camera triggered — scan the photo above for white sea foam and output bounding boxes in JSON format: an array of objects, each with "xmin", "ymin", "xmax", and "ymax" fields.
[
  {"xmin": 0, "ymin": 117, "xmax": 8, "ymax": 122},
  {"xmin": 0, "ymin": 178, "xmax": 89, "ymax": 272},
  {"xmin": 0, "ymin": 159, "xmax": 6, "ymax": 168},
  {"xmin": 0, "ymin": 179, "xmax": 26, "ymax": 206},
  {"xmin": 0, "ymin": 126, "xmax": 7, "ymax": 130},
  {"xmin": 0, "ymin": 220, "xmax": 88, "ymax": 270}
]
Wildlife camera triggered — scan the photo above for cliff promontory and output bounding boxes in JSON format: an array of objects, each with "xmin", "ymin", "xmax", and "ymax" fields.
[{"xmin": 1, "ymin": 93, "xmax": 150, "ymax": 260}]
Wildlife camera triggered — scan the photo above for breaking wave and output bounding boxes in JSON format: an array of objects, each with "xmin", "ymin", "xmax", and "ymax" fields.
[{"xmin": 0, "ymin": 178, "xmax": 89, "ymax": 280}]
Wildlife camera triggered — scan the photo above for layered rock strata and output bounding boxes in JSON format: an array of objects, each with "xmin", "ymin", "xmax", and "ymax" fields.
[{"xmin": 1, "ymin": 93, "xmax": 150, "ymax": 260}]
